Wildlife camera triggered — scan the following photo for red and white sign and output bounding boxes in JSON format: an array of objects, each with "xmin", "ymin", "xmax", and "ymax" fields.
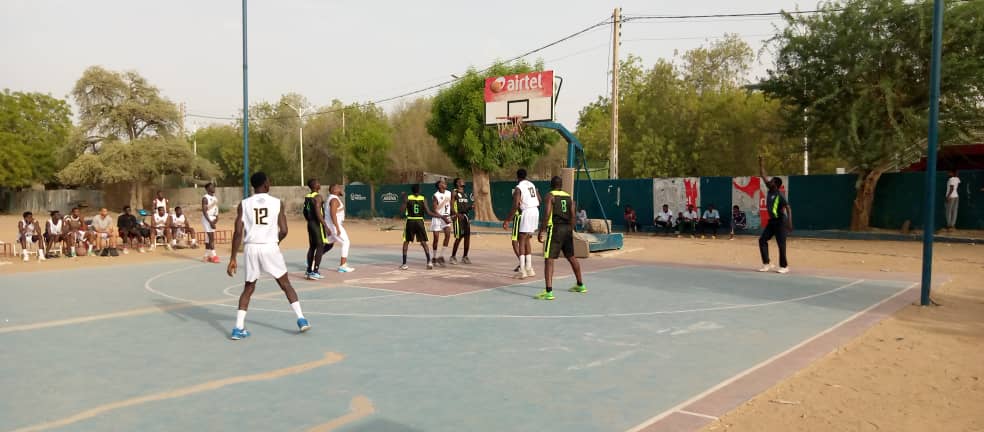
[{"xmin": 484, "ymin": 71, "xmax": 554, "ymax": 102}]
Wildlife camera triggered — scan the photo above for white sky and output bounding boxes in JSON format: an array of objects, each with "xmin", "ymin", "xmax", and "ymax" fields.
[{"xmin": 1, "ymin": 0, "xmax": 808, "ymax": 130}]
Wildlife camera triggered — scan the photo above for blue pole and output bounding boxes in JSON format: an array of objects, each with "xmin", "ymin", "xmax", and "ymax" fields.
[
  {"xmin": 241, "ymin": 0, "xmax": 250, "ymax": 199},
  {"xmin": 920, "ymin": 0, "xmax": 944, "ymax": 306}
]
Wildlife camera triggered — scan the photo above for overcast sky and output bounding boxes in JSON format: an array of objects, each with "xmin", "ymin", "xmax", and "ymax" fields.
[{"xmin": 1, "ymin": 0, "xmax": 808, "ymax": 130}]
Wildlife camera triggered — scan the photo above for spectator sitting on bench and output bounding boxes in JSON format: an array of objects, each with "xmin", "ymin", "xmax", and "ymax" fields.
[
  {"xmin": 44, "ymin": 210, "xmax": 67, "ymax": 257},
  {"xmin": 730, "ymin": 205, "xmax": 747, "ymax": 240},
  {"xmin": 91, "ymin": 208, "xmax": 119, "ymax": 256},
  {"xmin": 170, "ymin": 206, "xmax": 198, "ymax": 249},
  {"xmin": 699, "ymin": 204, "xmax": 721, "ymax": 239},
  {"xmin": 151, "ymin": 206, "xmax": 173, "ymax": 250},
  {"xmin": 677, "ymin": 204, "xmax": 698, "ymax": 238},
  {"xmin": 17, "ymin": 211, "xmax": 44, "ymax": 262},
  {"xmin": 624, "ymin": 205, "xmax": 639, "ymax": 233},
  {"xmin": 654, "ymin": 204, "xmax": 674, "ymax": 235},
  {"xmin": 117, "ymin": 206, "xmax": 145, "ymax": 254},
  {"xmin": 576, "ymin": 207, "xmax": 588, "ymax": 232}
]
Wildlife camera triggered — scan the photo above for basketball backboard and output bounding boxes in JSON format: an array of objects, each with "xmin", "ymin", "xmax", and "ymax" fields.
[{"xmin": 484, "ymin": 70, "xmax": 556, "ymax": 125}]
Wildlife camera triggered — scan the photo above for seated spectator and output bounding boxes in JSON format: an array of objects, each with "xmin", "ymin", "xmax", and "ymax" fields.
[
  {"xmin": 677, "ymin": 204, "xmax": 698, "ymax": 238},
  {"xmin": 91, "ymin": 208, "xmax": 119, "ymax": 256},
  {"xmin": 44, "ymin": 210, "xmax": 68, "ymax": 257},
  {"xmin": 151, "ymin": 206, "xmax": 174, "ymax": 250},
  {"xmin": 17, "ymin": 211, "xmax": 44, "ymax": 262},
  {"xmin": 730, "ymin": 205, "xmax": 747, "ymax": 240},
  {"xmin": 654, "ymin": 204, "xmax": 674, "ymax": 235},
  {"xmin": 624, "ymin": 205, "xmax": 639, "ymax": 233},
  {"xmin": 576, "ymin": 207, "xmax": 588, "ymax": 232},
  {"xmin": 137, "ymin": 209, "xmax": 153, "ymax": 243},
  {"xmin": 62, "ymin": 207, "xmax": 89, "ymax": 257},
  {"xmin": 117, "ymin": 206, "xmax": 145, "ymax": 254},
  {"xmin": 170, "ymin": 206, "xmax": 198, "ymax": 249},
  {"xmin": 699, "ymin": 204, "xmax": 721, "ymax": 239}
]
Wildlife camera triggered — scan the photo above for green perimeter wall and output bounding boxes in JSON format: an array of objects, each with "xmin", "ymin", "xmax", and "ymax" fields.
[{"xmin": 346, "ymin": 170, "xmax": 984, "ymax": 231}]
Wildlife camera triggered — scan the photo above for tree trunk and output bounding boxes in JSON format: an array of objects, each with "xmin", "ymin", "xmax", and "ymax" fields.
[
  {"xmin": 472, "ymin": 167, "xmax": 499, "ymax": 222},
  {"xmin": 369, "ymin": 182, "xmax": 376, "ymax": 218},
  {"xmin": 849, "ymin": 169, "xmax": 885, "ymax": 231},
  {"xmin": 129, "ymin": 182, "xmax": 141, "ymax": 212}
]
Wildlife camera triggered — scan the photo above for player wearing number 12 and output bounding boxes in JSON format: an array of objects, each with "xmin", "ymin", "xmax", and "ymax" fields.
[
  {"xmin": 536, "ymin": 176, "xmax": 586, "ymax": 300},
  {"xmin": 226, "ymin": 172, "xmax": 310, "ymax": 340}
]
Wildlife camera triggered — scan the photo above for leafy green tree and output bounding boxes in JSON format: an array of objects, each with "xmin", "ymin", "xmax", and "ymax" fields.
[
  {"xmin": 427, "ymin": 61, "xmax": 556, "ymax": 221},
  {"xmin": 302, "ymin": 100, "xmax": 346, "ymax": 185},
  {"xmin": 390, "ymin": 98, "xmax": 456, "ymax": 180},
  {"xmin": 0, "ymin": 90, "xmax": 73, "ymax": 187},
  {"xmin": 61, "ymin": 67, "xmax": 217, "ymax": 207},
  {"xmin": 335, "ymin": 103, "xmax": 392, "ymax": 199},
  {"xmin": 762, "ymin": 0, "xmax": 984, "ymax": 230}
]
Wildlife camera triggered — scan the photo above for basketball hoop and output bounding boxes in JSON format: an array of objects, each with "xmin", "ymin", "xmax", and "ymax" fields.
[{"xmin": 496, "ymin": 116, "xmax": 525, "ymax": 140}]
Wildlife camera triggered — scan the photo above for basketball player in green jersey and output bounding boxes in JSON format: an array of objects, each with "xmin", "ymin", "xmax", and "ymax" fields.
[
  {"xmin": 536, "ymin": 176, "xmax": 586, "ymax": 300},
  {"xmin": 399, "ymin": 184, "xmax": 447, "ymax": 270},
  {"xmin": 449, "ymin": 177, "xmax": 472, "ymax": 265}
]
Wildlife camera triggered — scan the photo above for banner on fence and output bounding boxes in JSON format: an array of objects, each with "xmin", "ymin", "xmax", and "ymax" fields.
[
  {"xmin": 732, "ymin": 176, "xmax": 789, "ymax": 229},
  {"xmin": 652, "ymin": 178, "xmax": 700, "ymax": 220}
]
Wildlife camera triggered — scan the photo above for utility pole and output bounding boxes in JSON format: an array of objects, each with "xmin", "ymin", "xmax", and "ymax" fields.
[
  {"xmin": 241, "ymin": 0, "xmax": 250, "ymax": 199},
  {"xmin": 341, "ymin": 110, "xmax": 347, "ymax": 185},
  {"xmin": 610, "ymin": 7, "xmax": 621, "ymax": 180},
  {"xmin": 803, "ymin": 113, "xmax": 809, "ymax": 175},
  {"xmin": 284, "ymin": 103, "xmax": 306, "ymax": 186}
]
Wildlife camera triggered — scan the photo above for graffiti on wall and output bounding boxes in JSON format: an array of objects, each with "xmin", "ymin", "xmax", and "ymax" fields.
[
  {"xmin": 652, "ymin": 178, "xmax": 700, "ymax": 220},
  {"xmin": 732, "ymin": 176, "xmax": 789, "ymax": 229}
]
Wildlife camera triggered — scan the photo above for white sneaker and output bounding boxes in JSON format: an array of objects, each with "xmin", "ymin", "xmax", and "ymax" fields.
[
  {"xmin": 38, "ymin": 253, "xmax": 46, "ymax": 261},
  {"xmin": 122, "ymin": 248, "xmax": 129, "ymax": 255},
  {"xmin": 399, "ymin": 264, "xmax": 409, "ymax": 270},
  {"xmin": 515, "ymin": 268, "xmax": 529, "ymax": 279},
  {"xmin": 338, "ymin": 265, "xmax": 355, "ymax": 273},
  {"xmin": 526, "ymin": 267, "xmax": 535, "ymax": 277},
  {"xmin": 776, "ymin": 267, "xmax": 790, "ymax": 274},
  {"xmin": 22, "ymin": 252, "xmax": 29, "ymax": 262},
  {"xmin": 758, "ymin": 264, "xmax": 774, "ymax": 272}
]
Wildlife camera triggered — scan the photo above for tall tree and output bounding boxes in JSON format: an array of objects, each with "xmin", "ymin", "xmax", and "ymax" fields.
[
  {"xmin": 336, "ymin": 103, "xmax": 393, "ymax": 191},
  {"xmin": 61, "ymin": 66, "xmax": 216, "ymax": 207},
  {"xmin": 0, "ymin": 90, "xmax": 73, "ymax": 187},
  {"xmin": 576, "ymin": 39, "xmax": 802, "ymax": 179},
  {"xmin": 427, "ymin": 61, "xmax": 556, "ymax": 221},
  {"xmin": 762, "ymin": 0, "xmax": 984, "ymax": 230},
  {"xmin": 390, "ymin": 98, "xmax": 456, "ymax": 181}
]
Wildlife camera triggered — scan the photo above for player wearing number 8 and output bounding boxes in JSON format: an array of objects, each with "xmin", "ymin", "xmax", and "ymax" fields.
[{"xmin": 536, "ymin": 176, "xmax": 586, "ymax": 300}]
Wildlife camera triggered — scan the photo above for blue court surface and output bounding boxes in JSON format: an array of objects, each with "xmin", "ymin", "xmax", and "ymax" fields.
[{"xmin": 0, "ymin": 247, "xmax": 915, "ymax": 432}]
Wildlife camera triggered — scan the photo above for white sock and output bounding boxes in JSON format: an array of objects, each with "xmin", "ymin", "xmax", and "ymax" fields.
[
  {"xmin": 440, "ymin": 246, "xmax": 446, "ymax": 258},
  {"xmin": 519, "ymin": 255, "xmax": 527, "ymax": 269},
  {"xmin": 525, "ymin": 254, "xmax": 533, "ymax": 269},
  {"xmin": 235, "ymin": 310, "xmax": 247, "ymax": 329},
  {"xmin": 290, "ymin": 301, "xmax": 304, "ymax": 319},
  {"xmin": 210, "ymin": 249, "xmax": 217, "ymax": 257}
]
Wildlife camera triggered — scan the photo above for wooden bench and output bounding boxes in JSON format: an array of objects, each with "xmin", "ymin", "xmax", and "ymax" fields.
[
  {"xmin": 0, "ymin": 242, "xmax": 12, "ymax": 257},
  {"xmin": 197, "ymin": 229, "xmax": 232, "ymax": 244}
]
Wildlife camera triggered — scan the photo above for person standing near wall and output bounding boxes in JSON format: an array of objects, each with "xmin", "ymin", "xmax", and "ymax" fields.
[
  {"xmin": 945, "ymin": 170, "xmax": 960, "ymax": 232},
  {"xmin": 757, "ymin": 156, "xmax": 792, "ymax": 274}
]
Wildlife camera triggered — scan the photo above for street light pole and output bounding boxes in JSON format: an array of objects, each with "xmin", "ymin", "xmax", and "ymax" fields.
[{"xmin": 285, "ymin": 103, "xmax": 306, "ymax": 187}]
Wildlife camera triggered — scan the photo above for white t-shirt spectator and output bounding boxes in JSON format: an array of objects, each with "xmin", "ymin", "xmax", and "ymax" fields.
[
  {"xmin": 682, "ymin": 210, "xmax": 698, "ymax": 221},
  {"xmin": 576, "ymin": 209, "xmax": 587, "ymax": 225},
  {"xmin": 92, "ymin": 215, "xmax": 113, "ymax": 232},
  {"xmin": 702, "ymin": 209, "xmax": 720, "ymax": 221},
  {"xmin": 947, "ymin": 176, "xmax": 960, "ymax": 199},
  {"xmin": 656, "ymin": 210, "xmax": 673, "ymax": 223}
]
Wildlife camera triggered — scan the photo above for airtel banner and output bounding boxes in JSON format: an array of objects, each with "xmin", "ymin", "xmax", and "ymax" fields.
[{"xmin": 484, "ymin": 71, "xmax": 554, "ymax": 102}]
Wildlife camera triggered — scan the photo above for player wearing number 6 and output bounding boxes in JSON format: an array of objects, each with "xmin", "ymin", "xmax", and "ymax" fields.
[
  {"xmin": 226, "ymin": 172, "xmax": 310, "ymax": 340},
  {"xmin": 536, "ymin": 176, "xmax": 586, "ymax": 300},
  {"xmin": 398, "ymin": 184, "xmax": 447, "ymax": 270}
]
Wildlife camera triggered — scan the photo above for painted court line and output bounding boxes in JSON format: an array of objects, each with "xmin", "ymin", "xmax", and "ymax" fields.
[
  {"xmin": 11, "ymin": 352, "xmax": 344, "ymax": 432},
  {"xmin": 624, "ymin": 282, "xmax": 917, "ymax": 432},
  {"xmin": 239, "ymin": 278, "xmax": 871, "ymax": 319},
  {"xmin": 677, "ymin": 410, "xmax": 719, "ymax": 421},
  {"xmin": 306, "ymin": 396, "xmax": 376, "ymax": 432}
]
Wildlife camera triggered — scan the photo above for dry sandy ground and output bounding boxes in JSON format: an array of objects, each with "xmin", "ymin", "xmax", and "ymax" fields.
[{"xmin": 2, "ymin": 214, "xmax": 982, "ymax": 431}]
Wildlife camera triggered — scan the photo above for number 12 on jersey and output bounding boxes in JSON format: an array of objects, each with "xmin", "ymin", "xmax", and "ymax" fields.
[{"xmin": 254, "ymin": 208, "xmax": 268, "ymax": 225}]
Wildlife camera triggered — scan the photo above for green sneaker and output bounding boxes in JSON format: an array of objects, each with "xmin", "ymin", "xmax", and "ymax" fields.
[
  {"xmin": 569, "ymin": 285, "xmax": 588, "ymax": 293},
  {"xmin": 534, "ymin": 291, "xmax": 555, "ymax": 300}
]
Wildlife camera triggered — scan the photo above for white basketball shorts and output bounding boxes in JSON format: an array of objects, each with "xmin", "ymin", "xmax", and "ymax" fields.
[
  {"xmin": 243, "ymin": 243, "xmax": 287, "ymax": 283},
  {"xmin": 518, "ymin": 207, "xmax": 540, "ymax": 234}
]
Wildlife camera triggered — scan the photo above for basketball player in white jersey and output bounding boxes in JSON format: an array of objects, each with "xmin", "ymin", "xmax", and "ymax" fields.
[
  {"xmin": 170, "ymin": 207, "xmax": 198, "ymax": 248},
  {"xmin": 153, "ymin": 191, "xmax": 170, "ymax": 215},
  {"xmin": 503, "ymin": 169, "xmax": 539, "ymax": 279},
  {"xmin": 151, "ymin": 206, "xmax": 173, "ymax": 250},
  {"xmin": 325, "ymin": 184, "xmax": 354, "ymax": 273},
  {"xmin": 45, "ymin": 210, "xmax": 66, "ymax": 257},
  {"xmin": 226, "ymin": 172, "xmax": 310, "ymax": 340},
  {"xmin": 201, "ymin": 183, "xmax": 220, "ymax": 263},
  {"xmin": 430, "ymin": 179, "xmax": 453, "ymax": 266},
  {"xmin": 17, "ymin": 211, "xmax": 45, "ymax": 261},
  {"xmin": 62, "ymin": 207, "xmax": 87, "ymax": 257}
]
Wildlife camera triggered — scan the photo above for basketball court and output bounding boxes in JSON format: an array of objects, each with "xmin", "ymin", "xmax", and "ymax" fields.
[{"xmin": 0, "ymin": 244, "xmax": 918, "ymax": 432}]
